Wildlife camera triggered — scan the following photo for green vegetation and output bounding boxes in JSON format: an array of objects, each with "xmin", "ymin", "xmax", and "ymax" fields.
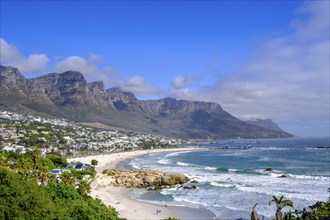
[
  {"xmin": 252, "ymin": 195, "xmax": 330, "ymax": 220},
  {"xmin": 68, "ymin": 168, "xmax": 96, "ymax": 180},
  {"xmin": 140, "ymin": 139, "xmax": 178, "ymax": 149},
  {"xmin": 269, "ymin": 195, "xmax": 293, "ymax": 220},
  {"xmin": 91, "ymin": 159, "xmax": 98, "ymax": 166},
  {"xmin": 306, "ymin": 198, "xmax": 330, "ymax": 220},
  {"xmin": 0, "ymin": 149, "xmax": 121, "ymax": 219},
  {"xmin": 46, "ymin": 153, "xmax": 68, "ymax": 167}
]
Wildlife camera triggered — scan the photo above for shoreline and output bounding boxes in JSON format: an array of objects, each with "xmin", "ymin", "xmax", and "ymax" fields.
[{"xmin": 68, "ymin": 147, "xmax": 216, "ymax": 220}]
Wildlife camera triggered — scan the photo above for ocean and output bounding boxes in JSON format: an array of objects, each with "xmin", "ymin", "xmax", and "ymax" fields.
[{"xmin": 124, "ymin": 137, "xmax": 330, "ymax": 219}]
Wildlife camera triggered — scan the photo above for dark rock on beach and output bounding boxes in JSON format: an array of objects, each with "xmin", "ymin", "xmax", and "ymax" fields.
[{"xmin": 264, "ymin": 168, "xmax": 273, "ymax": 172}]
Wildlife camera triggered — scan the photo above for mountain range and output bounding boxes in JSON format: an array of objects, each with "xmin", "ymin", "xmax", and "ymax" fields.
[{"xmin": 0, "ymin": 65, "xmax": 292, "ymax": 139}]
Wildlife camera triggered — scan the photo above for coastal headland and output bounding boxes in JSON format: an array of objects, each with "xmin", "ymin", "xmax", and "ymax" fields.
[{"xmin": 68, "ymin": 147, "xmax": 216, "ymax": 220}]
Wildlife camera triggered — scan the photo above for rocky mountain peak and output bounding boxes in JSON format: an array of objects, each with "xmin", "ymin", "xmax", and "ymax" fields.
[
  {"xmin": 0, "ymin": 65, "xmax": 27, "ymax": 94},
  {"xmin": 105, "ymin": 87, "xmax": 140, "ymax": 111},
  {"xmin": 140, "ymin": 97, "xmax": 223, "ymax": 116},
  {"xmin": 88, "ymin": 81, "xmax": 105, "ymax": 94},
  {"xmin": 106, "ymin": 87, "xmax": 138, "ymax": 103},
  {"xmin": 0, "ymin": 65, "xmax": 22, "ymax": 76},
  {"xmin": 59, "ymin": 70, "xmax": 85, "ymax": 82},
  {"xmin": 88, "ymin": 80, "xmax": 104, "ymax": 89},
  {"xmin": 0, "ymin": 65, "xmax": 293, "ymax": 139}
]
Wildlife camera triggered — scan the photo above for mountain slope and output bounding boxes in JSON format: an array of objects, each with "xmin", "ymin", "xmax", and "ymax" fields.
[
  {"xmin": 245, "ymin": 118, "xmax": 286, "ymax": 133},
  {"xmin": 0, "ymin": 65, "xmax": 293, "ymax": 139}
]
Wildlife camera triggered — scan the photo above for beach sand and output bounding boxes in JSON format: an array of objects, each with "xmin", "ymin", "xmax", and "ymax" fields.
[{"xmin": 69, "ymin": 148, "xmax": 216, "ymax": 220}]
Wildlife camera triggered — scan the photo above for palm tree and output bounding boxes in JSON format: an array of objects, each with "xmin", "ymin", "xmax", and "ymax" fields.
[
  {"xmin": 251, "ymin": 203, "xmax": 260, "ymax": 220},
  {"xmin": 31, "ymin": 148, "xmax": 41, "ymax": 170},
  {"xmin": 15, "ymin": 157, "xmax": 33, "ymax": 177},
  {"xmin": 60, "ymin": 171, "xmax": 76, "ymax": 186},
  {"xmin": 269, "ymin": 195, "xmax": 293, "ymax": 220},
  {"xmin": 0, "ymin": 153, "xmax": 7, "ymax": 167},
  {"xmin": 38, "ymin": 171, "xmax": 53, "ymax": 185}
]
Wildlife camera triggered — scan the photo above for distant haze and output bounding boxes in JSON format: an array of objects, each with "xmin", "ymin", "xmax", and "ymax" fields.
[{"xmin": 0, "ymin": 0, "xmax": 329, "ymax": 137}]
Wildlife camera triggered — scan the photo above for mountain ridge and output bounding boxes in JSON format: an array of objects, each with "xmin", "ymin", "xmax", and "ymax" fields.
[
  {"xmin": 0, "ymin": 65, "xmax": 293, "ymax": 139},
  {"xmin": 245, "ymin": 118, "xmax": 286, "ymax": 133}
]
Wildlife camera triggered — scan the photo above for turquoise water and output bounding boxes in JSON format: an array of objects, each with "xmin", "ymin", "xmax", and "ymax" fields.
[{"xmin": 125, "ymin": 137, "xmax": 330, "ymax": 219}]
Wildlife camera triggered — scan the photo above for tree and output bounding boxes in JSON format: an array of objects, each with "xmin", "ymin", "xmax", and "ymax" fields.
[
  {"xmin": 0, "ymin": 168, "xmax": 57, "ymax": 219},
  {"xmin": 251, "ymin": 203, "xmax": 260, "ymax": 220},
  {"xmin": 91, "ymin": 159, "xmax": 98, "ymax": 166},
  {"xmin": 14, "ymin": 157, "xmax": 33, "ymax": 177},
  {"xmin": 15, "ymin": 125, "xmax": 20, "ymax": 135},
  {"xmin": 38, "ymin": 171, "xmax": 53, "ymax": 185},
  {"xmin": 60, "ymin": 171, "xmax": 76, "ymax": 186},
  {"xmin": 0, "ymin": 168, "xmax": 121, "ymax": 219},
  {"xmin": 308, "ymin": 197, "xmax": 330, "ymax": 219},
  {"xmin": 269, "ymin": 195, "xmax": 293, "ymax": 220},
  {"xmin": 77, "ymin": 180, "xmax": 91, "ymax": 196},
  {"xmin": 0, "ymin": 153, "xmax": 7, "ymax": 167},
  {"xmin": 39, "ymin": 157, "xmax": 56, "ymax": 171},
  {"xmin": 46, "ymin": 154, "xmax": 67, "ymax": 167},
  {"xmin": 31, "ymin": 148, "xmax": 41, "ymax": 170}
]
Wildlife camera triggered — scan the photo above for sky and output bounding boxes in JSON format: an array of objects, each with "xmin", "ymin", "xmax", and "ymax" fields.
[{"xmin": 0, "ymin": 0, "xmax": 329, "ymax": 137}]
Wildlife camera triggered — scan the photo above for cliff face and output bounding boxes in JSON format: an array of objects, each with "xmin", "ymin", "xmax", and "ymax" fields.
[
  {"xmin": 87, "ymin": 81, "xmax": 109, "ymax": 106},
  {"xmin": 0, "ymin": 65, "xmax": 293, "ymax": 139},
  {"xmin": 30, "ymin": 71, "xmax": 94, "ymax": 106},
  {"xmin": 0, "ymin": 65, "xmax": 28, "ymax": 95},
  {"xmin": 139, "ymin": 98, "xmax": 223, "ymax": 116},
  {"xmin": 105, "ymin": 87, "xmax": 141, "ymax": 111}
]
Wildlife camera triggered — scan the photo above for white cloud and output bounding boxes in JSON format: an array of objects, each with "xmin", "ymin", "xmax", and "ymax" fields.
[
  {"xmin": 56, "ymin": 55, "xmax": 163, "ymax": 96},
  {"xmin": 55, "ymin": 54, "xmax": 121, "ymax": 87},
  {"xmin": 171, "ymin": 74, "xmax": 195, "ymax": 89},
  {"xmin": 172, "ymin": 1, "xmax": 329, "ymax": 136},
  {"xmin": 120, "ymin": 76, "xmax": 163, "ymax": 96},
  {"xmin": 0, "ymin": 38, "xmax": 49, "ymax": 73},
  {"xmin": 56, "ymin": 55, "xmax": 97, "ymax": 75},
  {"xmin": 220, "ymin": 1, "xmax": 329, "ymax": 122}
]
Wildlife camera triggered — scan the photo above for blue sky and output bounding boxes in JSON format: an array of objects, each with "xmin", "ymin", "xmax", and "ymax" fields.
[{"xmin": 0, "ymin": 0, "xmax": 329, "ymax": 137}]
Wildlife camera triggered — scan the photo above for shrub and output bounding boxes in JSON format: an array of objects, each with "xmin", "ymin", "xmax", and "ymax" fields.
[{"xmin": 91, "ymin": 159, "xmax": 98, "ymax": 166}]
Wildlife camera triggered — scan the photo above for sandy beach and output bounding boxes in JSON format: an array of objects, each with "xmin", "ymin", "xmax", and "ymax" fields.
[{"xmin": 68, "ymin": 148, "xmax": 216, "ymax": 220}]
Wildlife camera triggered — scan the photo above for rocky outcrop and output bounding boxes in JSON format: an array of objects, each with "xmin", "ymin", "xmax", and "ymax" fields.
[
  {"xmin": 101, "ymin": 169, "xmax": 189, "ymax": 188},
  {"xmin": 30, "ymin": 71, "xmax": 94, "ymax": 106},
  {"xmin": 87, "ymin": 81, "xmax": 109, "ymax": 106},
  {"xmin": 105, "ymin": 87, "xmax": 141, "ymax": 111},
  {"xmin": 0, "ymin": 65, "xmax": 28, "ymax": 95},
  {"xmin": 139, "ymin": 97, "xmax": 223, "ymax": 116}
]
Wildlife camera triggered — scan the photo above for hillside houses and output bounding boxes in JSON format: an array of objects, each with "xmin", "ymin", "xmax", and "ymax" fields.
[{"xmin": 0, "ymin": 111, "xmax": 189, "ymax": 156}]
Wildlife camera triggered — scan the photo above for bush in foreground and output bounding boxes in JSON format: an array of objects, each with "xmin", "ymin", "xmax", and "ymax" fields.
[{"xmin": 0, "ymin": 168, "xmax": 121, "ymax": 219}]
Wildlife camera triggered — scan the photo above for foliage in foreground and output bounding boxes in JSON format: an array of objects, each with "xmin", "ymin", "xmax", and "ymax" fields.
[
  {"xmin": 252, "ymin": 195, "xmax": 330, "ymax": 220},
  {"xmin": 0, "ymin": 149, "xmax": 122, "ymax": 220},
  {"xmin": 0, "ymin": 168, "xmax": 120, "ymax": 220}
]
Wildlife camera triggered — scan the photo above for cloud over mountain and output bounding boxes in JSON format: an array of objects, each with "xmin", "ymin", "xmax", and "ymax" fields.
[
  {"xmin": 55, "ymin": 54, "xmax": 121, "ymax": 88},
  {"xmin": 0, "ymin": 38, "xmax": 163, "ymax": 97},
  {"xmin": 0, "ymin": 38, "xmax": 49, "ymax": 73},
  {"xmin": 171, "ymin": 74, "xmax": 195, "ymax": 89},
  {"xmin": 120, "ymin": 76, "xmax": 163, "ymax": 96}
]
